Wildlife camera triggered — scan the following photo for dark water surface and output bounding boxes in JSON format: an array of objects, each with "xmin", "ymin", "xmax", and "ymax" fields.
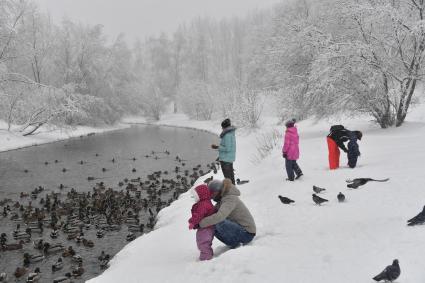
[{"xmin": 0, "ymin": 125, "xmax": 217, "ymax": 282}]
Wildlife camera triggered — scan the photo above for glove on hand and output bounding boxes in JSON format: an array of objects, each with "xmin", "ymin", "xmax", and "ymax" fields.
[{"xmin": 189, "ymin": 223, "xmax": 199, "ymax": 230}]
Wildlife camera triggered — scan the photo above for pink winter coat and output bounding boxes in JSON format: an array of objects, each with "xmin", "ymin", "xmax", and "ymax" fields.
[
  {"xmin": 282, "ymin": 126, "xmax": 300, "ymax": 160},
  {"xmin": 188, "ymin": 184, "xmax": 216, "ymax": 228}
]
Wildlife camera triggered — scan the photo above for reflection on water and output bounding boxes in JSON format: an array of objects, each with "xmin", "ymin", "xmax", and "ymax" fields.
[{"xmin": 0, "ymin": 125, "xmax": 217, "ymax": 282}]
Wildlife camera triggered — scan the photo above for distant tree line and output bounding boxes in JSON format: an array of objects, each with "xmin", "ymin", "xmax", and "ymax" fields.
[{"xmin": 1, "ymin": 0, "xmax": 423, "ymax": 134}]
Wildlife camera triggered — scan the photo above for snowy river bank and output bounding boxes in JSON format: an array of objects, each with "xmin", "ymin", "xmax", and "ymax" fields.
[{"xmin": 89, "ymin": 108, "xmax": 425, "ymax": 283}]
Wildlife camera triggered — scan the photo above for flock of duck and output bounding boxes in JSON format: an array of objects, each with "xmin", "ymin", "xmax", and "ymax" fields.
[{"xmin": 0, "ymin": 151, "xmax": 217, "ymax": 283}]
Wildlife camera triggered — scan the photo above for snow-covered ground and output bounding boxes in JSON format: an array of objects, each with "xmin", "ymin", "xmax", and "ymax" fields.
[
  {"xmin": 0, "ymin": 121, "xmax": 128, "ymax": 153},
  {"xmin": 87, "ymin": 105, "xmax": 425, "ymax": 283}
]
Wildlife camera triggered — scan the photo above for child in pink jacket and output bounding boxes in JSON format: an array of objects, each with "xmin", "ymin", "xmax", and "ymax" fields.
[
  {"xmin": 282, "ymin": 119, "xmax": 303, "ymax": 181},
  {"xmin": 188, "ymin": 184, "xmax": 216, "ymax": 261}
]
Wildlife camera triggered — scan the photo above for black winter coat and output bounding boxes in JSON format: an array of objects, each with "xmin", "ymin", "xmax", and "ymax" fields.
[{"xmin": 327, "ymin": 126, "xmax": 350, "ymax": 152}]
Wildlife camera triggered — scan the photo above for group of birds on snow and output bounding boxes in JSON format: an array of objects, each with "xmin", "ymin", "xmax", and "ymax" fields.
[
  {"xmin": 278, "ymin": 178, "xmax": 390, "ymax": 205},
  {"xmin": 276, "ymin": 176, "xmax": 425, "ymax": 282}
]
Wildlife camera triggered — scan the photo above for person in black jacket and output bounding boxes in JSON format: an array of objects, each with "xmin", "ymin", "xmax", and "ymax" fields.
[
  {"xmin": 327, "ymin": 125, "xmax": 350, "ymax": 169},
  {"xmin": 328, "ymin": 125, "xmax": 350, "ymax": 152}
]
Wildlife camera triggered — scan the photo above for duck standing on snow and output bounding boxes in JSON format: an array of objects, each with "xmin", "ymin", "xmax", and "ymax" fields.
[{"xmin": 282, "ymin": 119, "xmax": 303, "ymax": 181}]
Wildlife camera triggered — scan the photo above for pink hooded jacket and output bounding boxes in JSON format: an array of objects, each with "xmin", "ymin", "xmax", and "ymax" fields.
[
  {"xmin": 282, "ymin": 126, "xmax": 300, "ymax": 160},
  {"xmin": 188, "ymin": 184, "xmax": 216, "ymax": 228}
]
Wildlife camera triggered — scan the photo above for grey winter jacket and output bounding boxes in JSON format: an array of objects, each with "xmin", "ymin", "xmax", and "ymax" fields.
[{"xmin": 199, "ymin": 181, "xmax": 256, "ymax": 234}]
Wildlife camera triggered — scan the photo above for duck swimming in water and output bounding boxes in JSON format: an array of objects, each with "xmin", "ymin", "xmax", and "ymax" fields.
[
  {"xmin": 43, "ymin": 243, "xmax": 64, "ymax": 254},
  {"xmin": 62, "ymin": 246, "xmax": 75, "ymax": 257},
  {"xmin": 50, "ymin": 229, "xmax": 59, "ymax": 239},
  {"xmin": 14, "ymin": 267, "xmax": 27, "ymax": 279},
  {"xmin": 126, "ymin": 233, "xmax": 136, "ymax": 241},
  {"xmin": 0, "ymin": 272, "xmax": 8, "ymax": 282},
  {"xmin": 26, "ymin": 267, "xmax": 41, "ymax": 283},
  {"xmin": 72, "ymin": 263, "xmax": 84, "ymax": 277},
  {"xmin": 82, "ymin": 238, "xmax": 94, "ymax": 248},
  {"xmin": 52, "ymin": 257, "xmax": 63, "ymax": 272},
  {"xmin": 1, "ymin": 240, "xmax": 24, "ymax": 251},
  {"xmin": 53, "ymin": 274, "xmax": 72, "ymax": 283},
  {"xmin": 23, "ymin": 253, "xmax": 44, "ymax": 266},
  {"xmin": 72, "ymin": 255, "xmax": 83, "ymax": 264},
  {"xmin": 98, "ymin": 251, "xmax": 110, "ymax": 262},
  {"xmin": 96, "ymin": 230, "xmax": 105, "ymax": 238}
]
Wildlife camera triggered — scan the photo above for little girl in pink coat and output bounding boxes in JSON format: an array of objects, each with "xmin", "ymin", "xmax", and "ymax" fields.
[{"xmin": 188, "ymin": 184, "xmax": 216, "ymax": 260}]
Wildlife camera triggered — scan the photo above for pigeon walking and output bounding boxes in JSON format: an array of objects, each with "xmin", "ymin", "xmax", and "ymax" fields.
[
  {"xmin": 236, "ymin": 179, "xmax": 250, "ymax": 185},
  {"xmin": 313, "ymin": 186, "xmax": 326, "ymax": 194},
  {"xmin": 373, "ymin": 259, "xmax": 400, "ymax": 282},
  {"xmin": 337, "ymin": 192, "xmax": 345, "ymax": 202},
  {"xmin": 312, "ymin": 194, "xmax": 328, "ymax": 205},
  {"xmin": 407, "ymin": 205, "xmax": 425, "ymax": 226},
  {"xmin": 278, "ymin": 196, "xmax": 295, "ymax": 204},
  {"xmin": 346, "ymin": 178, "xmax": 389, "ymax": 189}
]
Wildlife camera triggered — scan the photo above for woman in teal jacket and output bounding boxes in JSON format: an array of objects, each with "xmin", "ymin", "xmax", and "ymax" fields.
[{"xmin": 212, "ymin": 119, "xmax": 236, "ymax": 184}]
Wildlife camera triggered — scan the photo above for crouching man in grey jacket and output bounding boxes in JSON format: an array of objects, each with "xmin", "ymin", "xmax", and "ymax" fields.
[{"xmin": 199, "ymin": 179, "xmax": 256, "ymax": 248}]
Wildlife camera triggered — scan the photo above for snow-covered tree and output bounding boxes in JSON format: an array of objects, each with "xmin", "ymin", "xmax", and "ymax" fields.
[{"xmin": 306, "ymin": 0, "xmax": 425, "ymax": 127}]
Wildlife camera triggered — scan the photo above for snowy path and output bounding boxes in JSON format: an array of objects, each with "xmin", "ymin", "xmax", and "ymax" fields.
[{"xmin": 89, "ymin": 115, "xmax": 425, "ymax": 283}]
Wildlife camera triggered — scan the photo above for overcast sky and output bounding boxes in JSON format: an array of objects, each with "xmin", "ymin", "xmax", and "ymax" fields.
[{"xmin": 34, "ymin": 0, "xmax": 282, "ymax": 42}]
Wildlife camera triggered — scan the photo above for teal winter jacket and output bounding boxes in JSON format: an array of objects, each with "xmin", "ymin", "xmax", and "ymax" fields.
[{"xmin": 219, "ymin": 127, "xmax": 236, "ymax": 163}]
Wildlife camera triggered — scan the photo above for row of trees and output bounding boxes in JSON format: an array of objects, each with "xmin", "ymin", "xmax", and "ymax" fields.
[
  {"xmin": 278, "ymin": 0, "xmax": 425, "ymax": 128},
  {"xmin": 1, "ymin": 0, "xmax": 423, "ymax": 134},
  {"xmin": 140, "ymin": 0, "xmax": 425, "ymax": 128},
  {"xmin": 0, "ymin": 0, "xmax": 142, "ymax": 134}
]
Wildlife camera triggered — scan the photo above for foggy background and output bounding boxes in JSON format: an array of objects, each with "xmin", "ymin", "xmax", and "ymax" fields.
[
  {"xmin": 1, "ymin": 0, "xmax": 421, "ymax": 135},
  {"xmin": 34, "ymin": 0, "xmax": 282, "ymax": 41}
]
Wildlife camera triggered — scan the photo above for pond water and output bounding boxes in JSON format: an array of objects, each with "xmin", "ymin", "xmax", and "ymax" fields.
[{"xmin": 0, "ymin": 125, "xmax": 217, "ymax": 282}]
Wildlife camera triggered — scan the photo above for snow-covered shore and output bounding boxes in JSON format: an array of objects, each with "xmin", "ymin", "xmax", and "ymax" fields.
[
  {"xmin": 88, "ymin": 105, "xmax": 425, "ymax": 283},
  {"xmin": 0, "ymin": 121, "xmax": 129, "ymax": 153},
  {"xmin": 2, "ymin": 107, "xmax": 424, "ymax": 283}
]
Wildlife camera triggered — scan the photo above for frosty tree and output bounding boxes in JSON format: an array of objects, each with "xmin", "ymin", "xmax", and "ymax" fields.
[
  {"xmin": 307, "ymin": 0, "xmax": 425, "ymax": 127},
  {"xmin": 2, "ymin": 0, "xmax": 424, "ymax": 131}
]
